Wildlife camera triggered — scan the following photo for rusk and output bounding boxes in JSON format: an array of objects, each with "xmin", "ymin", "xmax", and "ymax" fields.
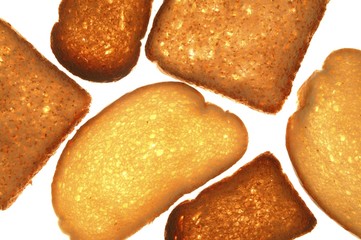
[
  {"xmin": 166, "ymin": 152, "xmax": 316, "ymax": 240},
  {"xmin": 287, "ymin": 49, "xmax": 361, "ymax": 237},
  {"xmin": 0, "ymin": 19, "xmax": 90, "ymax": 210},
  {"xmin": 52, "ymin": 82, "xmax": 248, "ymax": 239},
  {"xmin": 146, "ymin": 0, "xmax": 328, "ymax": 113},
  {"xmin": 51, "ymin": 0, "xmax": 152, "ymax": 82}
]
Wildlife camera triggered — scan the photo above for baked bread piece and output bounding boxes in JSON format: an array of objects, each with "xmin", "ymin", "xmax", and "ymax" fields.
[
  {"xmin": 287, "ymin": 48, "xmax": 361, "ymax": 237},
  {"xmin": 52, "ymin": 82, "xmax": 248, "ymax": 239},
  {"xmin": 165, "ymin": 152, "xmax": 316, "ymax": 240},
  {"xmin": 0, "ymin": 19, "xmax": 90, "ymax": 210},
  {"xmin": 146, "ymin": 0, "xmax": 328, "ymax": 113},
  {"xmin": 51, "ymin": 0, "xmax": 152, "ymax": 82}
]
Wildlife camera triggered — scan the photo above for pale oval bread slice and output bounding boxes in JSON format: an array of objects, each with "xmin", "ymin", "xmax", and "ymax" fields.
[
  {"xmin": 287, "ymin": 49, "xmax": 361, "ymax": 237},
  {"xmin": 165, "ymin": 152, "xmax": 316, "ymax": 240},
  {"xmin": 52, "ymin": 82, "xmax": 248, "ymax": 240},
  {"xmin": 146, "ymin": 0, "xmax": 328, "ymax": 113}
]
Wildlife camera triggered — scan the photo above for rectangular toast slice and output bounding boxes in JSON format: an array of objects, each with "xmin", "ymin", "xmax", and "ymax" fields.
[
  {"xmin": 146, "ymin": 0, "xmax": 328, "ymax": 113},
  {"xmin": 0, "ymin": 19, "xmax": 91, "ymax": 210}
]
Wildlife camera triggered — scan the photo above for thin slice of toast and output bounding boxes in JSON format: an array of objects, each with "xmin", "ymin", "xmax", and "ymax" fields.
[
  {"xmin": 51, "ymin": 0, "xmax": 152, "ymax": 82},
  {"xmin": 52, "ymin": 82, "xmax": 248, "ymax": 239},
  {"xmin": 0, "ymin": 19, "xmax": 90, "ymax": 210},
  {"xmin": 165, "ymin": 152, "xmax": 316, "ymax": 240},
  {"xmin": 146, "ymin": 0, "xmax": 328, "ymax": 113},
  {"xmin": 287, "ymin": 48, "xmax": 361, "ymax": 237}
]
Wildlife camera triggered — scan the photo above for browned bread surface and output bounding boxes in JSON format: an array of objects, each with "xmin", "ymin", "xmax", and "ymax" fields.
[
  {"xmin": 0, "ymin": 19, "xmax": 90, "ymax": 210},
  {"xmin": 51, "ymin": 0, "xmax": 152, "ymax": 82},
  {"xmin": 287, "ymin": 48, "xmax": 361, "ymax": 237},
  {"xmin": 165, "ymin": 152, "xmax": 316, "ymax": 240},
  {"xmin": 146, "ymin": 0, "xmax": 328, "ymax": 113},
  {"xmin": 52, "ymin": 82, "xmax": 248, "ymax": 240}
]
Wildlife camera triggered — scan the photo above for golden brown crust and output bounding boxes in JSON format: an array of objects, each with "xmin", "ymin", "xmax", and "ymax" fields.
[
  {"xmin": 52, "ymin": 82, "xmax": 248, "ymax": 239},
  {"xmin": 0, "ymin": 19, "xmax": 91, "ymax": 210},
  {"xmin": 51, "ymin": 0, "xmax": 152, "ymax": 82},
  {"xmin": 165, "ymin": 152, "xmax": 316, "ymax": 240},
  {"xmin": 146, "ymin": 0, "xmax": 328, "ymax": 113},
  {"xmin": 286, "ymin": 48, "xmax": 361, "ymax": 237}
]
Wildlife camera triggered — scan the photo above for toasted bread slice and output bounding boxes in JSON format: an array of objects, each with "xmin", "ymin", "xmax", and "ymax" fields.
[
  {"xmin": 146, "ymin": 0, "xmax": 328, "ymax": 113},
  {"xmin": 287, "ymin": 48, "xmax": 361, "ymax": 237},
  {"xmin": 0, "ymin": 19, "xmax": 90, "ymax": 210},
  {"xmin": 165, "ymin": 152, "xmax": 316, "ymax": 240},
  {"xmin": 51, "ymin": 0, "xmax": 152, "ymax": 82},
  {"xmin": 52, "ymin": 82, "xmax": 248, "ymax": 239}
]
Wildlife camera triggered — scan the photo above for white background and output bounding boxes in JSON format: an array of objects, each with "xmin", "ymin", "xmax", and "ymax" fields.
[{"xmin": 0, "ymin": 0, "xmax": 360, "ymax": 239}]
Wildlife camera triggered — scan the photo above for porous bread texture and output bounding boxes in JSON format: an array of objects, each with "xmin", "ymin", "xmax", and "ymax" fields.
[
  {"xmin": 146, "ymin": 0, "xmax": 328, "ymax": 113},
  {"xmin": 51, "ymin": 0, "xmax": 152, "ymax": 82},
  {"xmin": 52, "ymin": 82, "xmax": 248, "ymax": 240},
  {"xmin": 0, "ymin": 19, "xmax": 90, "ymax": 210},
  {"xmin": 165, "ymin": 152, "xmax": 316, "ymax": 240},
  {"xmin": 287, "ymin": 49, "xmax": 361, "ymax": 237}
]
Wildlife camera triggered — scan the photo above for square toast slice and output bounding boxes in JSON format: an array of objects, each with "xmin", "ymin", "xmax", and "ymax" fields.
[{"xmin": 146, "ymin": 0, "xmax": 328, "ymax": 113}]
